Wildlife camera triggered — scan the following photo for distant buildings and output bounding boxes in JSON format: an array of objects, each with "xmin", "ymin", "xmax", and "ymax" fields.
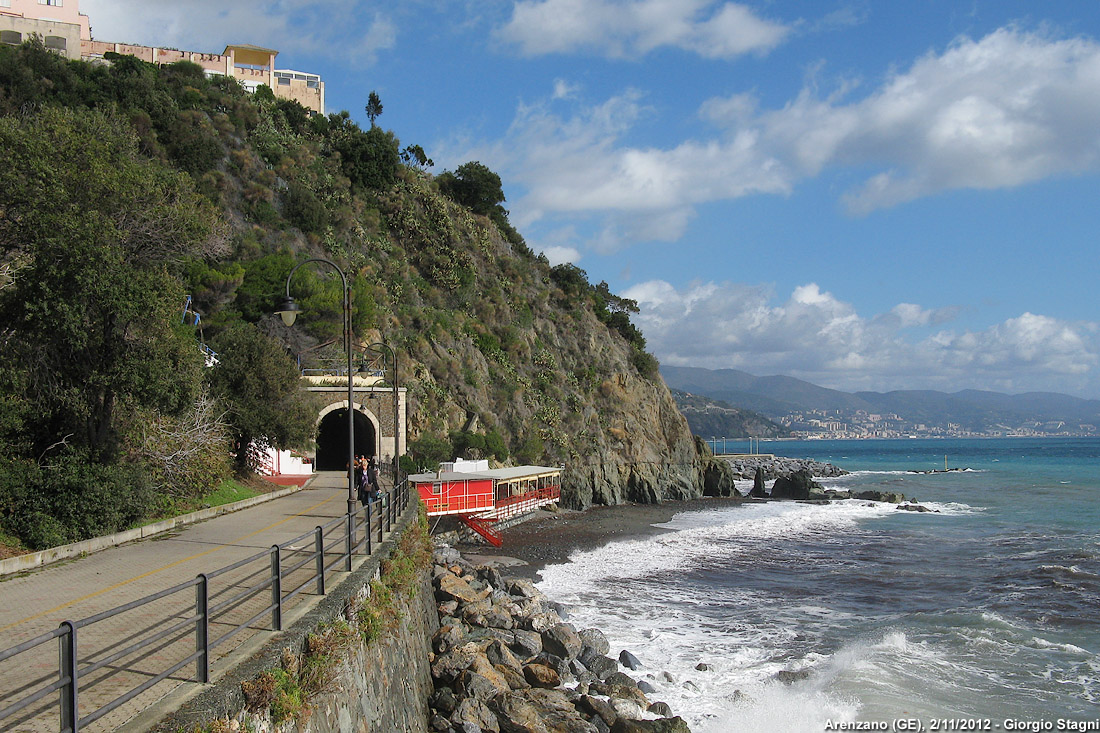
[{"xmin": 0, "ymin": 0, "xmax": 324, "ymax": 113}]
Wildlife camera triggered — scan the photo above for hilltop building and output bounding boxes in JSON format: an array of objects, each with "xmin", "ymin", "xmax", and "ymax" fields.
[{"xmin": 0, "ymin": 0, "xmax": 324, "ymax": 113}]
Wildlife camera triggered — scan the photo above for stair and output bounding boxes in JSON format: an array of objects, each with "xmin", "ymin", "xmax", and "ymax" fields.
[{"xmin": 459, "ymin": 514, "xmax": 502, "ymax": 547}]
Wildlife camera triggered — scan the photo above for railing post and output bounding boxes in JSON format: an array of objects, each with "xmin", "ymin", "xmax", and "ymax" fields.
[
  {"xmin": 378, "ymin": 498, "xmax": 384, "ymax": 544},
  {"xmin": 366, "ymin": 502, "xmax": 372, "ymax": 556},
  {"xmin": 315, "ymin": 526, "xmax": 325, "ymax": 595},
  {"xmin": 59, "ymin": 620, "xmax": 78, "ymax": 733},
  {"xmin": 270, "ymin": 545, "xmax": 282, "ymax": 631},
  {"xmin": 345, "ymin": 511, "xmax": 353, "ymax": 570},
  {"xmin": 195, "ymin": 574, "xmax": 209, "ymax": 683},
  {"xmin": 347, "ymin": 501, "xmax": 356, "ymax": 563}
]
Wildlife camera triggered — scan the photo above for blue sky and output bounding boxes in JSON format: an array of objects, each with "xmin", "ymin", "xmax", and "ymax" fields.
[{"xmin": 83, "ymin": 1, "xmax": 1100, "ymax": 398}]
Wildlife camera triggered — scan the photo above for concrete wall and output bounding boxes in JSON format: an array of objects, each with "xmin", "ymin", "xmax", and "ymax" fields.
[
  {"xmin": 0, "ymin": 14, "xmax": 82, "ymax": 58},
  {"xmin": 2, "ymin": 0, "xmax": 90, "ymax": 39}
]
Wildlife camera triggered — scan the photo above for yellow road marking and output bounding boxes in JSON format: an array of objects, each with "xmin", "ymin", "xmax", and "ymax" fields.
[{"xmin": 0, "ymin": 492, "xmax": 341, "ymax": 634}]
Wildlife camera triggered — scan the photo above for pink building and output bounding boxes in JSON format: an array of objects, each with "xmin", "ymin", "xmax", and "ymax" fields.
[{"xmin": 0, "ymin": 0, "xmax": 324, "ymax": 114}]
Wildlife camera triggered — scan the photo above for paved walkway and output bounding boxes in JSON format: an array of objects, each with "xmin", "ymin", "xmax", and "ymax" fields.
[{"xmin": 0, "ymin": 472, "xmax": 399, "ymax": 733}]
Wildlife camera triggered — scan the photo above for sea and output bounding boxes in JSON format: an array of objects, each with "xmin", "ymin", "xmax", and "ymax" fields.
[{"xmin": 535, "ymin": 437, "xmax": 1100, "ymax": 731}]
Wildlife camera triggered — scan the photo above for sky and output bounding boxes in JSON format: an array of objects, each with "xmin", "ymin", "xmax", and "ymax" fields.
[{"xmin": 81, "ymin": 0, "xmax": 1100, "ymax": 398}]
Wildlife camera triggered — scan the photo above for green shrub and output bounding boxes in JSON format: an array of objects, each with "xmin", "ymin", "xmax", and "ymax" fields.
[{"xmin": 283, "ymin": 182, "xmax": 328, "ymax": 234}]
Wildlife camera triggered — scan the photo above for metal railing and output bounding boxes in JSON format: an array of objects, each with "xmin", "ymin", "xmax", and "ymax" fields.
[{"xmin": 0, "ymin": 479, "xmax": 410, "ymax": 733}]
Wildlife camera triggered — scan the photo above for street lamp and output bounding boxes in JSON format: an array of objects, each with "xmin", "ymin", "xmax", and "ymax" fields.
[
  {"xmin": 276, "ymin": 258, "xmax": 357, "ymax": 520},
  {"xmin": 365, "ymin": 342, "xmax": 400, "ymax": 487}
]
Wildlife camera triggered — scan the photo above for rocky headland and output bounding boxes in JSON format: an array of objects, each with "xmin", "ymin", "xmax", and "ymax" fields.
[{"xmin": 428, "ymin": 545, "xmax": 691, "ymax": 733}]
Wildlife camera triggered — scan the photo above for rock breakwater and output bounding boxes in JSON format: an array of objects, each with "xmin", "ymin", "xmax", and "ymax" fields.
[
  {"xmin": 723, "ymin": 455, "xmax": 847, "ymax": 481},
  {"xmin": 428, "ymin": 546, "xmax": 691, "ymax": 732}
]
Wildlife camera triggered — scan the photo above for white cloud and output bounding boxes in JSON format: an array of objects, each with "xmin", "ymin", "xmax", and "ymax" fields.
[
  {"xmin": 497, "ymin": 0, "xmax": 789, "ymax": 59},
  {"xmin": 81, "ymin": 0, "xmax": 397, "ymax": 63},
  {"xmin": 625, "ymin": 279, "xmax": 1100, "ymax": 394},
  {"xmin": 540, "ymin": 245, "xmax": 582, "ymax": 265},
  {"xmin": 552, "ymin": 78, "xmax": 581, "ymax": 100},
  {"xmin": 744, "ymin": 27, "xmax": 1100, "ymax": 213},
  {"xmin": 469, "ymin": 25, "xmax": 1100, "ymax": 248}
]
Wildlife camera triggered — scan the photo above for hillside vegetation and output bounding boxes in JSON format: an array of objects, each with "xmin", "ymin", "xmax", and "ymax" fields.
[
  {"xmin": 670, "ymin": 390, "xmax": 789, "ymax": 440},
  {"xmin": 0, "ymin": 42, "xmax": 726, "ymax": 551}
]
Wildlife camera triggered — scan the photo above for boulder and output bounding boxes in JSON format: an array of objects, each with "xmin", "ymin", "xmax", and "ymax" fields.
[
  {"xmin": 510, "ymin": 629, "xmax": 544, "ymax": 661},
  {"xmin": 508, "ymin": 578, "xmax": 542, "ymax": 599},
  {"xmin": 487, "ymin": 640, "xmax": 524, "ymax": 673},
  {"xmin": 438, "ymin": 572, "xmax": 491, "ymax": 604},
  {"xmin": 524, "ymin": 663, "xmax": 561, "ymax": 688},
  {"xmin": 647, "ymin": 702, "xmax": 672, "ymax": 716},
  {"xmin": 580, "ymin": 653, "xmax": 617, "ymax": 680},
  {"xmin": 578, "ymin": 628, "xmax": 610, "ymax": 657},
  {"xmin": 853, "ymin": 490, "xmax": 905, "ymax": 503},
  {"xmin": 604, "ymin": 672, "xmax": 640, "ymax": 689},
  {"xmin": 497, "ymin": 662, "xmax": 531, "ymax": 691},
  {"xmin": 694, "ymin": 662, "xmax": 710, "ymax": 671},
  {"xmin": 775, "ymin": 668, "xmax": 812, "ymax": 684},
  {"xmin": 451, "ymin": 697, "xmax": 500, "ymax": 733},
  {"xmin": 609, "ymin": 697, "xmax": 646, "ymax": 720},
  {"xmin": 434, "ymin": 624, "xmax": 466, "ymax": 654},
  {"xmin": 460, "ymin": 668, "xmax": 508, "ymax": 701},
  {"xmin": 636, "ymin": 680, "xmax": 657, "ymax": 694},
  {"xmin": 749, "ymin": 467, "xmax": 768, "ymax": 498},
  {"xmin": 618, "ymin": 650, "xmax": 642, "ymax": 670},
  {"xmin": 543, "ymin": 623, "xmax": 583, "ymax": 660},
  {"xmin": 898, "ymin": 503, "xmax": 938, "ymax": 513},
  {"xmin": 433, "ymin": 643, "xmax": 481, "ymax": 684},
  {"xmin": 431, "ymin": 686, "xmax": 458, "ymax": 714},
  {"xmin": 770, "ymin": 469, "xmax": 820, "ymax": 500},
  {"xmin": 577, "ymin": 695, "xmax": 618, "ymax": 727}
]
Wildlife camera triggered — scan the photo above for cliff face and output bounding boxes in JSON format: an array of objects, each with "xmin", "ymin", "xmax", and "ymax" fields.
[{"xmin": 368, "ymin": 179, "xmax": 705, "ymax": 509}]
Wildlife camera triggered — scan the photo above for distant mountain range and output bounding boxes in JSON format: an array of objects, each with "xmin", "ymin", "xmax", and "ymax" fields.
[{"xmin": 661, "ymin": 366, "xmax": 1100, "ymax": 433}]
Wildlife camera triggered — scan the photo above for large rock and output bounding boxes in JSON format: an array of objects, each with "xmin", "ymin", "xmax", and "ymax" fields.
[
  {"xmin": 511, "ymin": 629, "xmax": 544, "ymax": 660},
  {"xmin": 432, "ymin": 643, "xmax": 481, "ymax": 684},
  {"xmin": 578, "ymin": 628, "xmax": 610, "ymax": 657},
  {"xmin": 770, "ymin": 469, "xmax": 820, "ymax": 500},
  {"xmin": 542, "ymin": 623, "xmax": 583, "ymax": 660},
  {"xmin": 451, "ymin": 696, "xmax": 500, "ymax": 733},
  {"xmin": 853, "ymin": 490, "xmax": 905, "ymax": 503},
  {"xmin": 524, "ymin": 663, "xmax": 561, "ymax": 688},
  {"xmin": 618, "ymin": 650, "xmax": 642, "ymax": 670},
  {"xmin": 438, "ymin": 572, "xmax": 491, "ymax": 604},
  {"xmin": 749, "ymin": 466, "xmax": 768, "ymax": 498}
]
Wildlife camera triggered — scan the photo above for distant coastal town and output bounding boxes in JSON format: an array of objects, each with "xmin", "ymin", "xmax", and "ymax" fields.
[{"xmin": 780, "ymin": 408, "xmax": 1098, "ymax": 439}]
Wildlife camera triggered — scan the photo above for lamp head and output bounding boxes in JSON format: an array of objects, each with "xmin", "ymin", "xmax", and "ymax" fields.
[{"xmin": 274, "ymin": 296, "xmax": 301, "ymax": 327}]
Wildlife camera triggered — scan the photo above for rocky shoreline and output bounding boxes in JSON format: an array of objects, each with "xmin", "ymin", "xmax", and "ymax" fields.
[
  {"xmin": 428, "ymin": 545, "xmax": 691, "ymax": 732},
  {"xmin": 721, "ymin": 454, "xmax": 847, "ymax": 480}
]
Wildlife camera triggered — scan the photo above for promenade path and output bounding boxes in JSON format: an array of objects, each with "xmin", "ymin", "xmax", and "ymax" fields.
[{"xmin": 0, "ymin": 471, "xmax": 399, "ymax": 733}]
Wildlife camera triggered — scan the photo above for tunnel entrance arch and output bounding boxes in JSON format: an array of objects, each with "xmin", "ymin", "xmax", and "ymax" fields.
[{"xmin": 315, "ymin": 404, "xmax": 377, "ymax": 471}]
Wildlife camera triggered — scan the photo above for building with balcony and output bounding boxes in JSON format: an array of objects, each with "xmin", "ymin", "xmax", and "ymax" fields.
[{"xmin": 0, "ymin": 0, "xmax": 324, "ymax": 113}]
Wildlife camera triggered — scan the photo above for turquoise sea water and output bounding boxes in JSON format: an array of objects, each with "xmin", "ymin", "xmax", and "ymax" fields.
[{"xmin": 536, "ymin": 438, "xmax": 1100, "ymax": 731}]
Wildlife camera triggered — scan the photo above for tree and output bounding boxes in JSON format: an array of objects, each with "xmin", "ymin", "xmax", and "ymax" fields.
[
  {"xmin": 365, "ymin": 91, "xmax": 383, "ymax": 127},
  {"xmin": 436, "ymin": 161, "xmax": 506, "ymax": 217},
  {"xmin": 0, "ymin": 107, "xmax": 226, "ymax": 462},
  {"xmin": 333, "ymin": 125, "xmax": 401, "ymax": 191},
  {"xmin": 207, "ymin": 323, "xmax": 315, "ymax": 475},
  {"xmin": 401, "ymin": 144, "xmax": 433, "ymax": 169}
]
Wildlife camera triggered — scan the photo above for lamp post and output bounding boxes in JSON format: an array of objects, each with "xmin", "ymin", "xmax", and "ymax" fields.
[
  {"xmin": 365, "ymin": 342, "xmax": 400, "ymax": 486},
  {"xmin": 275, "ymin": 258, "xmax": 357, "ymax": 520}
]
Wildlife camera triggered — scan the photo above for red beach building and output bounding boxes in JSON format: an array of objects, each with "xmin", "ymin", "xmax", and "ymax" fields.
[{"xmin": 410, "ymin": 460, "xmax": 562, "ymax": 546}]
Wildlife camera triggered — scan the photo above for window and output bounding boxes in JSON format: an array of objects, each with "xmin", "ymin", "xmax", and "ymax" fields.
[
  {"xmin": 0, "ymin": 1, "xmax": 11, "ymax": 8},
  {"xmin": 278, "ymin": 77, "xmax": 290, "ymax": 86},
  {"xmin": 44, "ymin": 36, "xmax": 66, "ymax": 52},
  {"xmin": 0, "ymin": 31, "xmax": 21, "ymax": 46},
  {"xmin": 432, "ymin": 482, "xmax": 442, "ymax": 495},
  {"xmin": 39, "ymin": 0, "xmax": 63, "ymax": 6}
]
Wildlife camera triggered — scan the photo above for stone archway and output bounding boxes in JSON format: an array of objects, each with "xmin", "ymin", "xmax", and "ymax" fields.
[{"xmin": 315, "ymin": 404, "xmax": 378, "ymax": 471}]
